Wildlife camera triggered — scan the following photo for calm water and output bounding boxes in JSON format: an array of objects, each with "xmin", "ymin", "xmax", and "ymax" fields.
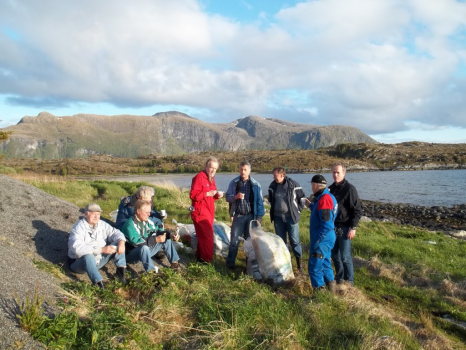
[{"xmin": 135, "ymin": 169, "xmax": 466, "ymax": 207}]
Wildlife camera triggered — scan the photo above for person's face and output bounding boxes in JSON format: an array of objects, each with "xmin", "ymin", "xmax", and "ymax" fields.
[
  {"xmin": 136, "ymin": 205, "xmax": 151, "ymax": 222},
  {"xmin": 273, "ymin": 171, "xmax": 285, "ymax": 184},
  {"xmin": 332, "ymin": 165, "xmax": 346, "ymax": 184},
  {"xmin": 85, "ymin": 211, "xmax": 100, "ymax": 226},
  {"xmin": 205, "ymin": 161, "xmax": 218, "ymax": 179},
  {"xmin": 239, "ymin": 165, "xmax": 251, "ymax": 181}
]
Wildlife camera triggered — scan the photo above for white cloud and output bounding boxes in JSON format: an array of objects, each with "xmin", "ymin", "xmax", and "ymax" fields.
[{"xmin": 0, "ymin": 0, "xmax": 465, "ymax": 141}]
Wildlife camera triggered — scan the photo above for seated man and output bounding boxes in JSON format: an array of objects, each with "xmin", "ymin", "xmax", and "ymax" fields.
[
  {"xmin": 122, "ymin": 200, "xmax": 180, "ymax": 272},
  {"xmin": 68, "ymin": 203, "xmax": 127, "ymax": 289},
  {"xmin": 115, "ymin": 186, "xmax": 166, "ymax": 230}
]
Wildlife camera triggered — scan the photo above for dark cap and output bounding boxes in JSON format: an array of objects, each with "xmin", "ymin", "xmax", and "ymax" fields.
[{"xmin": 311, "ymin": 174, "xmax": 327, "ymax": 184}]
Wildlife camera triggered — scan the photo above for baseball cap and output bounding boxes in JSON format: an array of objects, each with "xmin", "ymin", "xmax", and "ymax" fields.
[
  {"xmin": 85, "ymin": 203, "xmax": 102, "ymax": 212},
  {"xmin": 311, "ymin": 174, "xmax": 327, "ymax": 184}
]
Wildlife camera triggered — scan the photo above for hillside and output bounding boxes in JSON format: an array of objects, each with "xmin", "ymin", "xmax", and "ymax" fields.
[
  {"xmin": 322, "ymin": 141, "xmax": 466, "ymax": 171},
  {"xmin": 0, "ymin": 111, "xmax": 376, "ymax": 159},
  {"xmin": 2, "ymin": 140, "xmax": 465, "ymax": 177}
]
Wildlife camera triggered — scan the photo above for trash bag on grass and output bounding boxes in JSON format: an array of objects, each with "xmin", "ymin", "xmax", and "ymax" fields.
[
  {"xmin": 173, "ymin": 219, "xmax": 230, "ymax": 258},
  {"xmin": 242, "ymin": 238, "xmax": 262, "ymax": 280},
  {"xmin": 249, "ymin": 220, "xmax": 294, "ymax": 284}
]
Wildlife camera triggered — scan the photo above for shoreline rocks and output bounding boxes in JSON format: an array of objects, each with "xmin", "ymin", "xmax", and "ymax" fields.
[{"xmin": 362, "ymin": 200, "xmax": 466, "ymax": 237}]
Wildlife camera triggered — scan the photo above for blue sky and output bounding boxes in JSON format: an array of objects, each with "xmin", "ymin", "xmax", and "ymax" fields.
[{"xmin": 1, "ymin": 0, "xmax": 465, "ymax": 143}]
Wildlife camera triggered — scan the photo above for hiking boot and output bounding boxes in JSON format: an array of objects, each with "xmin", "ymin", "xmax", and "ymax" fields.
[
  {"xmin": 171, "ymin": 261, "xmax": 180, "ymax": 270},
  {"xmin": 95, "ymin": 281, "xmax": 105, "ymax": 289},
  {"xmin": 116, "ymin": 267, "xmax": 127, "ymax": 285},
  {"xmin": 296, "ymin": 257, "xmax": 303, "ymax": 273},
  {"xmin": 326, "ymin": 280, "xmax": 336, "ymax": 295}
]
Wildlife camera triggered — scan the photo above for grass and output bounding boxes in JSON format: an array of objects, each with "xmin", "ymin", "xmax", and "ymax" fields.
[{"xmin": 13, "ymin": 176, "xmax": 466, "ymax": 349}]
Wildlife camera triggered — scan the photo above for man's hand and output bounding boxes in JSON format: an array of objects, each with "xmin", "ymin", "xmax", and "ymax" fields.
[
  {"xmin": 101, "ymin": 245, "xmax": 116, "ymax": 255},
  {"xmin": 156, "ymin": 232, "xmax": 167, "ymax": 243},
  {"xmin": 117, "ymin": 240, "xmax": 125, "ymax": 254},
  {"xmin": 234, "ymin": 192, "xmax": 245, "ymax": 200},
  {"xmin": 348, "ymin": 229, "xmax": 356, "ymax": 240}
]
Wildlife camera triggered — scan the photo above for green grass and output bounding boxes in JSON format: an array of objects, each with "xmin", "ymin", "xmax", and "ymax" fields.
[{"xmin": 15, "ymin": 178, "xmax": 466, "ymax": 349}]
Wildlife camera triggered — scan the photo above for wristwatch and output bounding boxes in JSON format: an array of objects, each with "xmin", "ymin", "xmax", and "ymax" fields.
[{"xmin": 350, "ymin": 227, "xmax": 357, "ymax": 230}]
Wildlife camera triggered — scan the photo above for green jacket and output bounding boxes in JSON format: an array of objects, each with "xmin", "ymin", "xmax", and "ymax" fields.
[{"xmin": 121, "ymin": 216, "xmax": 163, "ymax": 247}]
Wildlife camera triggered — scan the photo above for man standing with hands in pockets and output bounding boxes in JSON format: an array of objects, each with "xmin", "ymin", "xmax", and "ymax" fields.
[
  {"xmin": 225, "ymin": 161, "xmax": 264, "ymax": 269},
  {"xmin": 329, "ymin": 162, "xmax": 362, "ymax": 286},
  {"xmin": 190, "ymin": 157, "xmax": 223, "ymax": 263}
]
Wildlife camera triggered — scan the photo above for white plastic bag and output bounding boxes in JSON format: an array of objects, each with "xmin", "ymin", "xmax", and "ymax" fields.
[
  {"xmin": 249, "ymin": 220, "xmax": 294, "ymax": 284},
  {"xmin": 213, "ymin": 221, "xmax": 231, "ymax": 258},
  {"xmin": 242, "ymin": 238, "xmax": 262, "ymax": 280}
]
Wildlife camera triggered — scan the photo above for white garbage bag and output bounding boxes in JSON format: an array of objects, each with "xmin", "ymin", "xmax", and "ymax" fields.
[
  {"xmin": 242, "ymin": 238, "xmax": 262, "ymax": 280},
  {"xmin": 249, "ymin": 220, "xmax": 294, "ymax": 284},
  {"xmin": 213, "ymin": 221, "xmax": 231, "ymax": 258}
]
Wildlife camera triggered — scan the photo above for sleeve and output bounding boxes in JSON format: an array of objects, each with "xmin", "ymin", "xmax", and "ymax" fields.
[
  {"xmin": 68, "ymin": 221, "xmax": 99, "ymax": 258},
  {"xmin": 115, "ymin": 200, "xmax": 130, "ymax": 230},
  {"xmin": 295, "ymin": 183, "xmax": 305, "ymax": 211},
  {"xmin": 255, "ymin": 185, "xmax": 265, "ymax": 218},
  {"xmin": 121, "ymin": 219, "xmax": 145, "ymax": 247},
  {"xmin": 190, "ymin": 173, "xmax": 206, "ymax": 202},
  {"xmin": 317, "ymin": 194, "xmax": 335, "ymax": 241},
  {"xmin": 225, "ymin": 180, "xmax": 236, "ymax": 204},
  {"xmin": 104, "ymin": 222, "xmax": 126, "ymax": 244},
  {"xmin": 349, "ymin": 186, "xmax": 362, "ymax": 227}
]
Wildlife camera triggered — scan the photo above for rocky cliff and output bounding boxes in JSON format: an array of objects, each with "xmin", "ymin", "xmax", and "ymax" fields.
[{"xmin": 0, "ymin": 111, "xmax": 376, "ymax": 159}]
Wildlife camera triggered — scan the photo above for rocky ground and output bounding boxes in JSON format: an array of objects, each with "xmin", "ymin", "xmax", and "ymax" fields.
[{"xmin": 362, "ymin": 200, "xmax": 466, "ymax": 236}]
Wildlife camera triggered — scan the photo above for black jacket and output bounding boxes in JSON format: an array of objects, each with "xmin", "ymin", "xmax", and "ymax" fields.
[
  {"xmin": 268, "ymin": 176, "xmax": 305, "ymax": 224},
  {"xmin": 328, "ymin": 179, "xmax": 362, "ymax": 228}
]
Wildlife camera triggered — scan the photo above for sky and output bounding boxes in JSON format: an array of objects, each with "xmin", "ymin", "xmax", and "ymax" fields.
[{"xmin": 1, "ymin": 0, "xmax": 465, "ymax": 144}]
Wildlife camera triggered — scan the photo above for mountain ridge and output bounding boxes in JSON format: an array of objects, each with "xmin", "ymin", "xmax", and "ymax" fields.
[{"xmin": 1, "ymin": 111, "xmax": 376, "ymax": 159}]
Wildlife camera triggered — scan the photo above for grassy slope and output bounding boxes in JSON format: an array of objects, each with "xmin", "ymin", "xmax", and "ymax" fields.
[{"xmin": 16, "ymin": 176, "xmax": 466, "ymax": 349}]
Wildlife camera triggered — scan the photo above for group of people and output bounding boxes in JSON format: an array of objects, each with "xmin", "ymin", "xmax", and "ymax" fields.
[
  {"xmin": 67, "ymin": 156, "xmax": 361, "ymax": 292},
  {"xmin": 67, "ymin": 186, "xmax": 180, "ymax": 289},
  {"xmin": 189, "ymin": 157, "xmax": 362, "ymax": 292}
]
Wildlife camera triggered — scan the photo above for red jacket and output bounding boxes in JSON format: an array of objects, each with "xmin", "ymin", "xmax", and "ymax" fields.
[{"xmin": 190, "ymin": 170, "xmax": 219, "ymax": 222}]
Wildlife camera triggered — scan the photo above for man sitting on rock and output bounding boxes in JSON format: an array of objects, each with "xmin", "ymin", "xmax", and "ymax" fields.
[
  {"xmin": 122, "ymin": 200, "xmax": 180, "ymax": 272},
  {"xmin": 68, "ymin": 203, "xmax": 127, "ymax": 289},
  {"xmin": 115, "ymin": 186, "xmax": 167, "ymax": 230}
]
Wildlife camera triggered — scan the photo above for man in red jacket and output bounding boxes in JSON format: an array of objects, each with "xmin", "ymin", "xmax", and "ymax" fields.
[{"xmin": 190, "ymin": 157, "xmax": 223, "ymax": 263}]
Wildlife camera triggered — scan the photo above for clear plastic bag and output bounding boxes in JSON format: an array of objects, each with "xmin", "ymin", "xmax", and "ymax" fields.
[{"xmin": 249, "ymin": 220, "xmax": 294, "ymax": 284}]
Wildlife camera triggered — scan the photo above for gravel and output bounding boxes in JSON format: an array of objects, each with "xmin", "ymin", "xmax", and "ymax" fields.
[{"xmin": 0, "ymin": 175, "xmax": 84, "ymax": 348}]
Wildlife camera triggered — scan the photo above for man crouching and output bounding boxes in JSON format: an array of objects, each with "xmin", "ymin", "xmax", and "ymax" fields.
[
  {"xmin": 68, "ymin": 203, "xmax": 127, "ymax": 289},
  {"xmin": 122, "ymin": 200, "xmax": 180, "ymax": 272}
]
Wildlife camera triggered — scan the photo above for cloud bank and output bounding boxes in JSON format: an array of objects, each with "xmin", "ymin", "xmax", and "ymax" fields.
[{"xmin": 0, "ymin": 0, "xmax": 465, "ymax": 137}]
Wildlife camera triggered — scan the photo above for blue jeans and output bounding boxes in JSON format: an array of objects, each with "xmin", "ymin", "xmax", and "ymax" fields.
[
  {"xmin": 331, "ymin": 227, "xmax": 354, "ymax": 284},
  {"xmin": 226, "ymin": 214, "xmax": 253, "ymax": 267},
  {"xmin": 70, "ymin": 245, "xmax": 126, "ymax": 284},
  {"xmin": 308, "ymin": 244, "xmax": 334, "ymax": 288},
  {"xmin": 273, "ymin": 215, "xmax": 302, "ymax": 258},
  {"xmin": 126, "ymin": 240, "xmax": 179, "ymax": 272}
]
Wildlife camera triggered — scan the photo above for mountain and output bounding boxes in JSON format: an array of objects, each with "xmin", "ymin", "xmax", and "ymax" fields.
[{"xmin": 0, "ymin": 111, "xmax": 377, "ymax": 159}]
